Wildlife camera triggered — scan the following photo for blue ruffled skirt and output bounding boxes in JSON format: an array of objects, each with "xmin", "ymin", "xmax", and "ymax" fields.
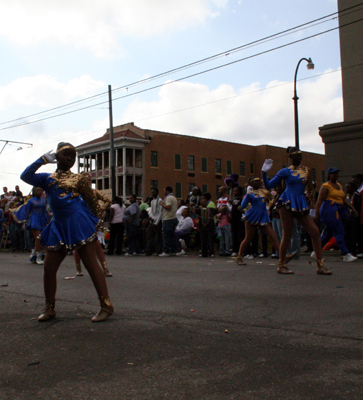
[
  {"xmin": 39, "ymin": 204, "xmax": 100, "ymax": 251},
  {"xmin": 27, "ymin": 214, "xmax": 49, "ymax": 231},
  {"xmin": 244, "ymin": 208, "xmax": 270, "ymax": 226},
  {"xmin": 277, "ymin": 191, "xmax": 309, "ymax": 214}
]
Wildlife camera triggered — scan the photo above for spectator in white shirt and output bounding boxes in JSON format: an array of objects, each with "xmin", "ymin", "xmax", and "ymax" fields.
[
  {"xmin": 175, "ymin": 208, "xmax": 194, "ymax": 256},
  {"xmin": 146, "ymin": 188, "xmax": 163, "ymax": 255}
]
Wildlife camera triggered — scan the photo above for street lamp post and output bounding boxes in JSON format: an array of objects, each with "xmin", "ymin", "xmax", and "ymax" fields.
[{"xmin": 293, "ymin": 57, "xmax": 314, "ymax": 149}]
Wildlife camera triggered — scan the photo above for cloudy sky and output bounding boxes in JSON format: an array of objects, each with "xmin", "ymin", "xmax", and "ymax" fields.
[{"xmin": 0, "ymin": 0, "xmax": 344, "ymax": 193}]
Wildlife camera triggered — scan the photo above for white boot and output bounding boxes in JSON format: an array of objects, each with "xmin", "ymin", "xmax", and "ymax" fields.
[
  {"xmin": 343, "ymin": 253, "xmax": 357, "ymax": 262},
  {"xmin": 29, "ymin": 249, "xmax": 36, "ymax": 263},
  {"xmin": 36, "ymin": 252, "xmax": 44, "ymax": 265}
]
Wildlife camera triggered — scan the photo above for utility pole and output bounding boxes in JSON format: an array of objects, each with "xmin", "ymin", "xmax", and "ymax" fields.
[{"xmin": 108, "ymin": 85, "xmax": 116, "ymax": 200}]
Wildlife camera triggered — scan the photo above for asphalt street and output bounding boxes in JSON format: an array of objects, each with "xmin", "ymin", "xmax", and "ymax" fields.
[{"xmin": 1, "ymin": 250, "xmax": 363, "ymax": 399}]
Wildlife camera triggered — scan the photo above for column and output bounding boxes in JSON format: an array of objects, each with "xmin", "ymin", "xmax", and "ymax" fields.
[{"xmin": 122, "ymin": 147, "xmax": 126, "ymax": 200}]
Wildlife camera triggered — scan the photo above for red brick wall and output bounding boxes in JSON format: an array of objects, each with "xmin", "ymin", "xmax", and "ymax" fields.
[{"xmin": 143, "ymin": 131, "xmax": 325, "ymax": 201}]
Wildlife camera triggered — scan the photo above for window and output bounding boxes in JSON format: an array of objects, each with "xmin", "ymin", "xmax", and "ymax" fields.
[
  {"xmin": 312, "ymin": 168, "xmax": 316, "ymax": 182},
  {"xmin": 216, "ymin": 185, "xmax": 221, "ymax": 199},
  {"xmin": 175, "ymin": 182, "xmax": 182, "ymax": 198},
  {"xmin": 135, "ymin": 150, "xmax": 142, "ymax": 168},
  {"xmin": 151, "ymin": 151, "xmax": 158, "ymax": 167},
  {"xmin": 322, "ymin": 170, "xmax": 326, "ymax": 182},
  {"xmin": 151, "ymin": 180, "xmax": 158, "ymax": 189},
  {"xmin": 188, "ymin": 155, "xmax": 195, "ymax": 171},
  {"xmin": 239, "ymin": 162, "xmax": 245, "ymax": 176},
  {"xmin": 104, "ymin": 151, "xmax": 109, "ymax": 168},
  {"xmin": 126, "ymin": 148, "xmax": 133, "ymax": 167},
  {"xmin": 175, "ymin": 154, "xmax": 181, "ymax": 170},
  {"xmin": 188, "ymin": 183, "xmax": 195, "ymax": 193},
  {"xmin": 227, "ymin": 160, "xmax": 232, "ymax": 175},
  {"xmin": 202, "ymin": 157, "xmax": 208, "ymax": 172},
  {"xmin": 104, "ymin": 177, "xmax": 109, "ymax": 190},
  {"xmin": 250, "ymin": 163, "xmax": 254, "ymax": 174},
  {"xmin": 97, "ymin": 153, "xmax": 102, "ymax": 169},
  {"xmin": 202, "ymin": 184, "xmax": 208, "ymax": 193},
  {"xmin": 215, "ymin": 159, "xmax": 221, "ymax": 173},
  {"xmin": 117, "ymin": 149, "xmax": 123, "ymax": 167}
]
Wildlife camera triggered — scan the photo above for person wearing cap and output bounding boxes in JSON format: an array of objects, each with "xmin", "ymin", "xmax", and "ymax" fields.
[
  {"xmin": 224, "ymin": 174, "xmax": 239, "ymax": 196},
  {"xmin": 20, "ymin": 142, "xmax": 114, "ymax": 323},
  {"xmin": 261, "ymin": 146, "xmax": 332, "ymax": 275},
  {"xmin": 315, "ymin": 167, "xmax": 358, "ymax": 262},
  {"xmin": 236, "ymin": 176, "xmax": 292, "ymax": 268}
]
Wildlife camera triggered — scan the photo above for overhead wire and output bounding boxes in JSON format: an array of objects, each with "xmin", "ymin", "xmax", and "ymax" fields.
[
  {"xmin": 0, "ymin": 6, "xmax": 353, "ymax": 127},
  {"xmin": 0, "ymin": 20, "xmax": 353, "ymax": 132},
  {"xmin": 0, "ymin": 2, "xmax": 363, "ymax": 132}
]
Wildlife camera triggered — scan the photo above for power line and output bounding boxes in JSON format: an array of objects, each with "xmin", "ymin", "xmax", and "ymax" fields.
[
  {"xmin": 1, "ymin": 3, "xmax": 363, "ymax": 132},
  {"xmin": 0, "ymin": 6, "xmax": 353, "ymax": 127},
  {"xmin": 0, "ymin": 21, "xmax": 350, "ymax": 132}
]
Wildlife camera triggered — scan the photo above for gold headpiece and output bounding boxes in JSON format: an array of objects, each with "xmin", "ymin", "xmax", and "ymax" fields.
[
  {"xmin": 289, "ymin": 150, "xmax": 302, "ymax": 156},
  {"xmin": 56, "ymin": 145, "xmax": 76, "ymax": 155},
  {"xmin": 249, "ymin": 177, "xmax": 261, "ymax": 183}
]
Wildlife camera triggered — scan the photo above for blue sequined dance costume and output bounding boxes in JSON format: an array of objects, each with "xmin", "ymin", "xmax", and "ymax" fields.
[
  {"xmin": 20, "ymin": 157, "xmax": 101, "ymax": 251},
  {"xmin": 262, "ymin": 165, "xmax": 313, "ymax": 214},
  {"xmin": 12, "ymin": 196, "xmax": 49, "ymax": 231},
  {"xmin": 241, "ymin": 189, "xmax": 271, "ymax": 226}
]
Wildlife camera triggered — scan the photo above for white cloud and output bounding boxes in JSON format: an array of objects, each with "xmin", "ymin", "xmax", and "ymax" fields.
[
  {"xmin": 0, "ymin": 75, "xmax": 105, "ymax": 110},
  {"xmin": 119, "ymin": 70, "xmax": 343, "ymax": 153},
  {"xmin": 0, "ymin": 69, "xmax": 342, "ymax": 191},
  {"xmin": 0, "ymin": 0, "xmax": 229, "ymax": 58}
]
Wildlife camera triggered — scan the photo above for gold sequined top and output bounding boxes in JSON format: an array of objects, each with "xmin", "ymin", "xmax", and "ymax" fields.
[
  {"xmin": 252, "ymin": 189, "xmax": 272, "ymax": 204},
  {"xmin": 93, "ymin": 189, "xmax": 111, "ymax": 232},
  {"xmin": 48, "ymin": 170, "xmax": 102, "ymax": 218},
  {"xmin": 289, "ymin": 165, "xmax": 314, "ymax": 206}
]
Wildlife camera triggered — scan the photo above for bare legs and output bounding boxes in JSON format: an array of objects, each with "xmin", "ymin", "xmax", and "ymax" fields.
[
  {"xmin": 73, "ymin": 249, "xmax": 83, "ymax": 276},
  {"xmin": 74, "ymin": 241, "xmax": 112, "ymax": 277},
  {"xmin": 278, "ymin": 207, "xmax": 295, "ymax": 266},
  {"xmin": 43, "ymin": 249, "xmax": 68, "ymax": 302},
  {"xmin": 237, "ymin": 222, "xmax": 258, "ymax": 264},
  {"xmin": 33, "ymin": 229, "xmax": 42, "ymax": 252},
  {"xmin": 296, "ymin": 214, "xmax": 322, "ymax": 260},
  {"xmin": 260, "ymin": 224, "xmax": 280, "ymax": 253},
  {"xmin": 40, "ymin": 241, "xmax": 112, "ymax": 322},
  {"xmin": 278, "ymin": 206, "xmax": 331, "ymax": 274},
  {"xmin": 236, "ymin": 222, "xmax": 280, "ymax": 265},
  {"xmin": 77, "ymin": 242, "xmax": 109, "ymax": 297}
]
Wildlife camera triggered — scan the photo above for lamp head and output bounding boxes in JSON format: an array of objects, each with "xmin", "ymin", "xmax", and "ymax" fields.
[{"xmin": 307, "ymin": 58, "xmax": 314, "ymax": 70}]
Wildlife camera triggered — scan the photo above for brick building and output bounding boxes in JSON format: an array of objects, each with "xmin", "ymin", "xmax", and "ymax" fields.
[{"xmin": 76, "ymin": 122, "xmax": 326, "ymax": 200}]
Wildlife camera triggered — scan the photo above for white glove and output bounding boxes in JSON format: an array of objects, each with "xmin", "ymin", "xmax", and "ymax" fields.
[
  {"xmin": 262, "ymin": 159, "xmax": 273, "ymax": 173},
  {"xmin": 43, "ymin": 150, "xmax": 57, "ymax": 164},
  {"xmin": 247, "ymin": 186, "xmax": 253, "ymax": 195}
]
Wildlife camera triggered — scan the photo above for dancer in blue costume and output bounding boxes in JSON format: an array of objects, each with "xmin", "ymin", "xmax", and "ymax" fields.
[
  {"xmin": 20, "ymin": 142, "xmax": 113, "ymax": 322},
  {"xmin": 236, "ymin": 177, "xmax": 293, "ymax": 269},
  {"xmin": 12, "ymin": 186, "xmax": 49, "ymax": 265},
  {"xmin": 262, "ymin": 146, "xmax": 332, "ymax": 275},
  {"xmin": 73, "ymin": 171, "xmax": 113, "ymax": 277}
]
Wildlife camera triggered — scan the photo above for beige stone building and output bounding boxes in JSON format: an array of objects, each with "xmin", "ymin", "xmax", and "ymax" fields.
[{"xmin": 319, "ymin": 0, "xmax": 363, "ymax": 181}]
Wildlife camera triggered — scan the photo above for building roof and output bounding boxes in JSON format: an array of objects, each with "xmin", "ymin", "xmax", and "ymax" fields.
[{"xmin": 76, "ymin": 128, "xmax": 145, "ymax": 149}]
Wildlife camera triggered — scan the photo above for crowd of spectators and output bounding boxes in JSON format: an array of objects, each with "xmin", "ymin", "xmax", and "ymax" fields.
[
  {"xmin": 0, "ymin": 185, "xmax": 34, "ymax": 252},
  {"xmin": 105, "ymin": 171, "xmax": 363, "ymax": 261},
  {"xmin": 3, "ymin": 169, "xmax": 363, "ymax": 262}
]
